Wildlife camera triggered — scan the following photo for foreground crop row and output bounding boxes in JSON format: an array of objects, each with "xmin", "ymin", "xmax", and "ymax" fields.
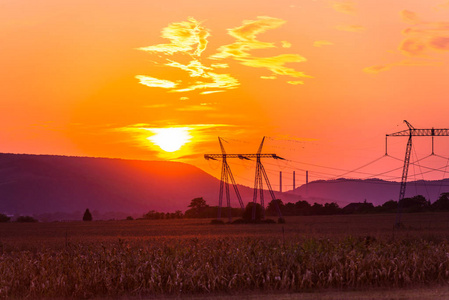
[{"xmin": 1, "ymin": 236, "xmax": 449, "ymax": 298}]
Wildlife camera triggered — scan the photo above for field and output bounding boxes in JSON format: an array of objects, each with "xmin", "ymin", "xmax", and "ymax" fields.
[{"xmin": 1, "ymin": 213, "xmax": 449, "ymax": 299}]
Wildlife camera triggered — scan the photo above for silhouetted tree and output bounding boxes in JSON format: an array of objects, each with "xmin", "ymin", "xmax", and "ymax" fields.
[
  {"xmin": 186, "ymin": 197, "xmax": 209, "ymax": 217},
  {"xmin": 311, "ymin": 203, "xmax": 324, "ymax": 215},
  {"xmin": 399, "ymin": 195, "xmax": 429, "ymax": 212},
  {"xmin": 16, "ymin": 216, "xmax": 38, "ymax": 223},
  {"xmin": 83, "ymin": 209, "xmax": 93, "ymax": 221},
  {"xmin": 188, "ymin": 197, "xmax": 208, "ymax": 210},
  {"xmin": 432, "ymin": 193, "xmax": 449, "ymax": 211},
  {"xmin": 382, "ymin": 200, "xmax": 398, "ymax": 212},
  {"xmin": 0, "ymin": 213, "xmax": 10, "ymax": 223},
  {"xmin": 295, "ymin": 200, "xmax": 312, "ymax": 215},
  {"xmin": 266, "ymin": 199, "xmax": 284, "ymax": 216},
  {"xmin": 242, "ymin": 202, "xmax": 263, "ymax": 222},
  {"xmin": 323, "ymin": 202, "xmax": 341, "ymax": 215}
]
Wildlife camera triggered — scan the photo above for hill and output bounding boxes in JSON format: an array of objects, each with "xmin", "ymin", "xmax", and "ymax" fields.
[
  {"xmin": 289, "ymin": 178, "xmax": 449, "ymax": 206},
  {"xmin": 0, "ymin": 153, "xmax": 298, "ymax": 220}
]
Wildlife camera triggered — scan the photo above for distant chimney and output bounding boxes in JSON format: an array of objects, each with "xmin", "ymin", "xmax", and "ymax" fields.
[
  {"xmin": 280, "ymin": 171, "xmax": 282, "ymax": 193},
  {"xmin": 293, "ymin": 171, "xmax": 296, "ymax": 190}
]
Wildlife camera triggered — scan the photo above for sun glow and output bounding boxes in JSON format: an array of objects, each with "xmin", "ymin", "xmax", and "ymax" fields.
[{"xmin": 147, "ymin": 127, "xmax": 192, "ymax": 152}]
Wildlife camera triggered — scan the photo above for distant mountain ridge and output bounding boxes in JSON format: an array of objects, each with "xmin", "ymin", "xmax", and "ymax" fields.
[
  {"xmin": 1, "ymin": 153, "xmax": 448, "ymax": 220},
  {"xmin": 0, "ymin": 153, "xmax": 296, "ymax": 220},
  {"xmin": 290, "ymin": 177, "xmax": 449, "ymax": 206}
]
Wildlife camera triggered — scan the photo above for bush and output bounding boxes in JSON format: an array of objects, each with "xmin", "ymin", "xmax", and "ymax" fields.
[
  {"xmin": 242, "ymin": 202, "xmax": 263, "ymax": 222},
  {"xmin": 16, "ymin": 216, "xmax": 38, "ymax": 223},
  {"xmin": 0, "ymin": 214, "xmax": 10, "ymax": 223},
  {"xmin": 210, "ymin": 219, "xmax": 225, "ymax": 225},
  {"xmin": 83, "ymin": 209, "xmax": 93, "ymax": 221}
]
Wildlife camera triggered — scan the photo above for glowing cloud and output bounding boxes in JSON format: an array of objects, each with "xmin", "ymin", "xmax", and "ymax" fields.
[
  {"xmin": 210, "ymin": 16, "xmax": 311, "ymax": 82},
  {"xmin": 137, "ymin": 16, "xmax": 310, "ymax": 94},
  {"xmin": 365, "ymin": 10, "xmax": 449, "ymax": 74},
  {"xmin": 281, "ymin": 41, "xmax": 292, "ymax": 48},
  {"xmin": 332, "ymin": 1, "xmax": 357, "ymax": 14},
  {"xmin": 137, "ymin": 18, "xmax": 209, "ymax": 56},
  {"xmin": 400, "ymin": 10, "xmax": 421, "ymax": 24},
  {"xmin": 434, "ymin": 1, "xmax": 449, "ymax": 10},
  {"xmin": 240, "ymin": 54, "xmax": 310, "ymax": 78},
  {"xmin": 135, "ymin": 75, "xmax": 177, "ymax": 89},
  {"xmin": 313, "ymin": 40, "xmax": 334, "ymax": 47}
]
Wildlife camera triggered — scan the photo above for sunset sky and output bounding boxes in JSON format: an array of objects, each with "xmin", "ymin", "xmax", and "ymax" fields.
[{"xmin": 2, "ymin": 0, "xmax": 449, "ymax": 189}]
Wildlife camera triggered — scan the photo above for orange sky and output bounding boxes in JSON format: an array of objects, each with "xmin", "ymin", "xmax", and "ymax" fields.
[{"xmin": 2, "ymin": 0, "xmax": 449, "ymax": 190}]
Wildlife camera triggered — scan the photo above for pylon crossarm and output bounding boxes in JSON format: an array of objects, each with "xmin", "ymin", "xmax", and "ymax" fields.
[
  {"xmin": 387, "ymin": 128, "xmax": 449, "ymax": 137},
  {"xmin": 204, "ymin": 153, "xmax": 282, "ymax": 159}
]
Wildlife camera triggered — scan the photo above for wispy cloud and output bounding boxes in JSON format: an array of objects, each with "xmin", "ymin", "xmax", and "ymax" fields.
[
  {"xmin": 364, "ymin": 10, "xmax": 449, "ymax": 73},
  {"xmin": 210, "ymin": 16, "xmax": 312, "ymax": 83},
  {"xmin": 137, "ymin": 17, "xmax": 311, "ymax": 95},
  {"xmin": 434, "ymin": 1, "xmax": 449, "ymax": 11},
  {"xmin": 332, "ymin": 1, "xmax": 357, "ymax": 15},
  {"xmin": 135, "ymin": 75, "xmax": 177, "ymax": 89},
  {"xmin": 137, "ymin": 17, "xmax": 209, "ymax": 56},
  {"xmin": 136, "ymin": 18, "xmax": 239, "ymax": 94},
  {"xmin": 176, "ymin": 104, "xmax": 216, "ymax": 112},
  {"xmin": 336, "ymin": 25, "xmax": 365, "ymax": 32},
  {"xmin": 400, "ymin": 10, "xmax": 421, "ymax": 24},
  {"xmin": 313, "ymin": 40, "xmax": 334, "ymax": 47}
]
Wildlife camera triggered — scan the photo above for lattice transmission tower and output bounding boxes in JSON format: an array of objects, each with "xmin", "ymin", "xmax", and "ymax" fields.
[
  {"xmin": 204, "ymin": 137, "xmax": 284, "ymax": 221},
  {"xmin": 386, "ymin": 120, "xmax": 449, "ymax": 227},
  {"xmin": 204, "ymin": 138, "xmax": 245, "ymax": 222}
]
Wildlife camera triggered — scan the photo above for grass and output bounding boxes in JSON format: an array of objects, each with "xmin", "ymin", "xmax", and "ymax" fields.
[{"xmin": 1, "ymin": 213, "xmax": 449, "ymax": 298}]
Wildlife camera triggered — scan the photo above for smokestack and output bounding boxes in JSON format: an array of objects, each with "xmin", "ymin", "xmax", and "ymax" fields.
[
  {"xmin": 293, "ymin": 171, "xmax": 296, "ymax": 190},
  {"xmin": 306, "ymin": 170, "xmax": 309, "ymax": 196},
  {"xmin": 280, "ymin": 171, "xmax": 282, "ymax": 193}
]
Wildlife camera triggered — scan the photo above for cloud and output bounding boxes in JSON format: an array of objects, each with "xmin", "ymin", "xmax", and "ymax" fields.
[
  {"xmin": 137, "ymin": 18, "xmax": 241, "ymax": 94},
  {"xmin": 398, "ymin": 14, "xmax": 449, "ymax": 56},
  {"xmin": 211, "ymin": 16, "xmax": 286, "ymax": 60},
  {"xmin": 240, "ymin": 54, "xmax": 310, "ymax": 78},
  {"xmin": 210, "ymin": 16, "xmax": 311, "ymax": 82},
  {"xmin": 287, "ymin": 81, "xmax": 304, "ymax": 85},
  {"xmin": 281, "ymin": 41, "xmax": 292, "ymax": 48},
  {"xmin": 261, "ymin": 75, "xmax": 277, "ymax": 79},
  {"xmin": 144, "ymin": 104, "xmax": 170, "ymax": 108},
  {"xmin": 135, "ymin": 75, "xmax": 177, "ymax": 89},
  {"xmin": 365, "ymin": 11, "xmax": 449, "ymax": 74},
  {"xmin": 429, "ymin": 36, "xmax": 449, "ymax": 50},
  {"xmin": 363, "ymin": 60, "xmax": 442, "ymax": 74},
  {"xmin": 176, "ymin": 105, "xmax": 216, "ymax": 111},
  {"xmin": 171, "ymin": 72, "xmax": 240, "ymax": 93},
  {"xmin": 400, "ymin": 10, "xmax": 421, "ymax": 24},
  {"xmin": 434, "ymin": 1, "xmax": 449, "ymax": 10},
  {"xmin": 137, "ymin": 17, "xmax": 311, "ymax": 94},
  {"xmin": 137, "ymin": 17, "xmax": 209, "ymax": 56},
  {"xmin": 336, "ymin": 25, "xmax": 365, "ymax": 32},
  {"xmin": 363, "ymin": 64, "xmax": 392, "ymax": 74},
  {"xmin": 313, "ymin": 40, "xmax": 334, "ymax": 47},
  {"xmin": 332, "ymin": 1, "xmax": 357, "ymax": 14}
]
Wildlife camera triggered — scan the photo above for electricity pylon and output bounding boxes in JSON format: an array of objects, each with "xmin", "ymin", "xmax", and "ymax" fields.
[
  {"xmin": 386, "ymin": 120, "xmax": 449, "ymax": 227},
  {"xmin": 251, "ymin": 137, "xmax": 284, "ymax": 220},
  {"xmin": 204, "ymin": 138, "xmax": 245, "ymax": 222},
  {"xmin": 204, "ymin": 137, "xmax": 284, "ymax": 221}
]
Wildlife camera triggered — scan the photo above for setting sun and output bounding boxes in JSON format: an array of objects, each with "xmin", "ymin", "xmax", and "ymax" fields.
[{"xmin": 147, "ymin": 127, "xmax": 192, "ymax": 152}]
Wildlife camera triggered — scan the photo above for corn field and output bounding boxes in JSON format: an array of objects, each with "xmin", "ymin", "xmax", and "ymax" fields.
[{"xmin": 1, "ymin": 235, "xmax": 449, "ymax": 298}]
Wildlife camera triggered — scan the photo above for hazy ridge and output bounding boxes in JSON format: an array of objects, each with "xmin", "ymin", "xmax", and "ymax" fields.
[{"xmin": 1, "ymin": 153, "xmax": 448, "ymax": 220}]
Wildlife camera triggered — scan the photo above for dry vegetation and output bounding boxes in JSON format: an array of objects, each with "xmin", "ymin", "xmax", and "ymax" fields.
[{"xmin": 1, "ymin": 213, "xmax": 449, "ymax": 298}]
